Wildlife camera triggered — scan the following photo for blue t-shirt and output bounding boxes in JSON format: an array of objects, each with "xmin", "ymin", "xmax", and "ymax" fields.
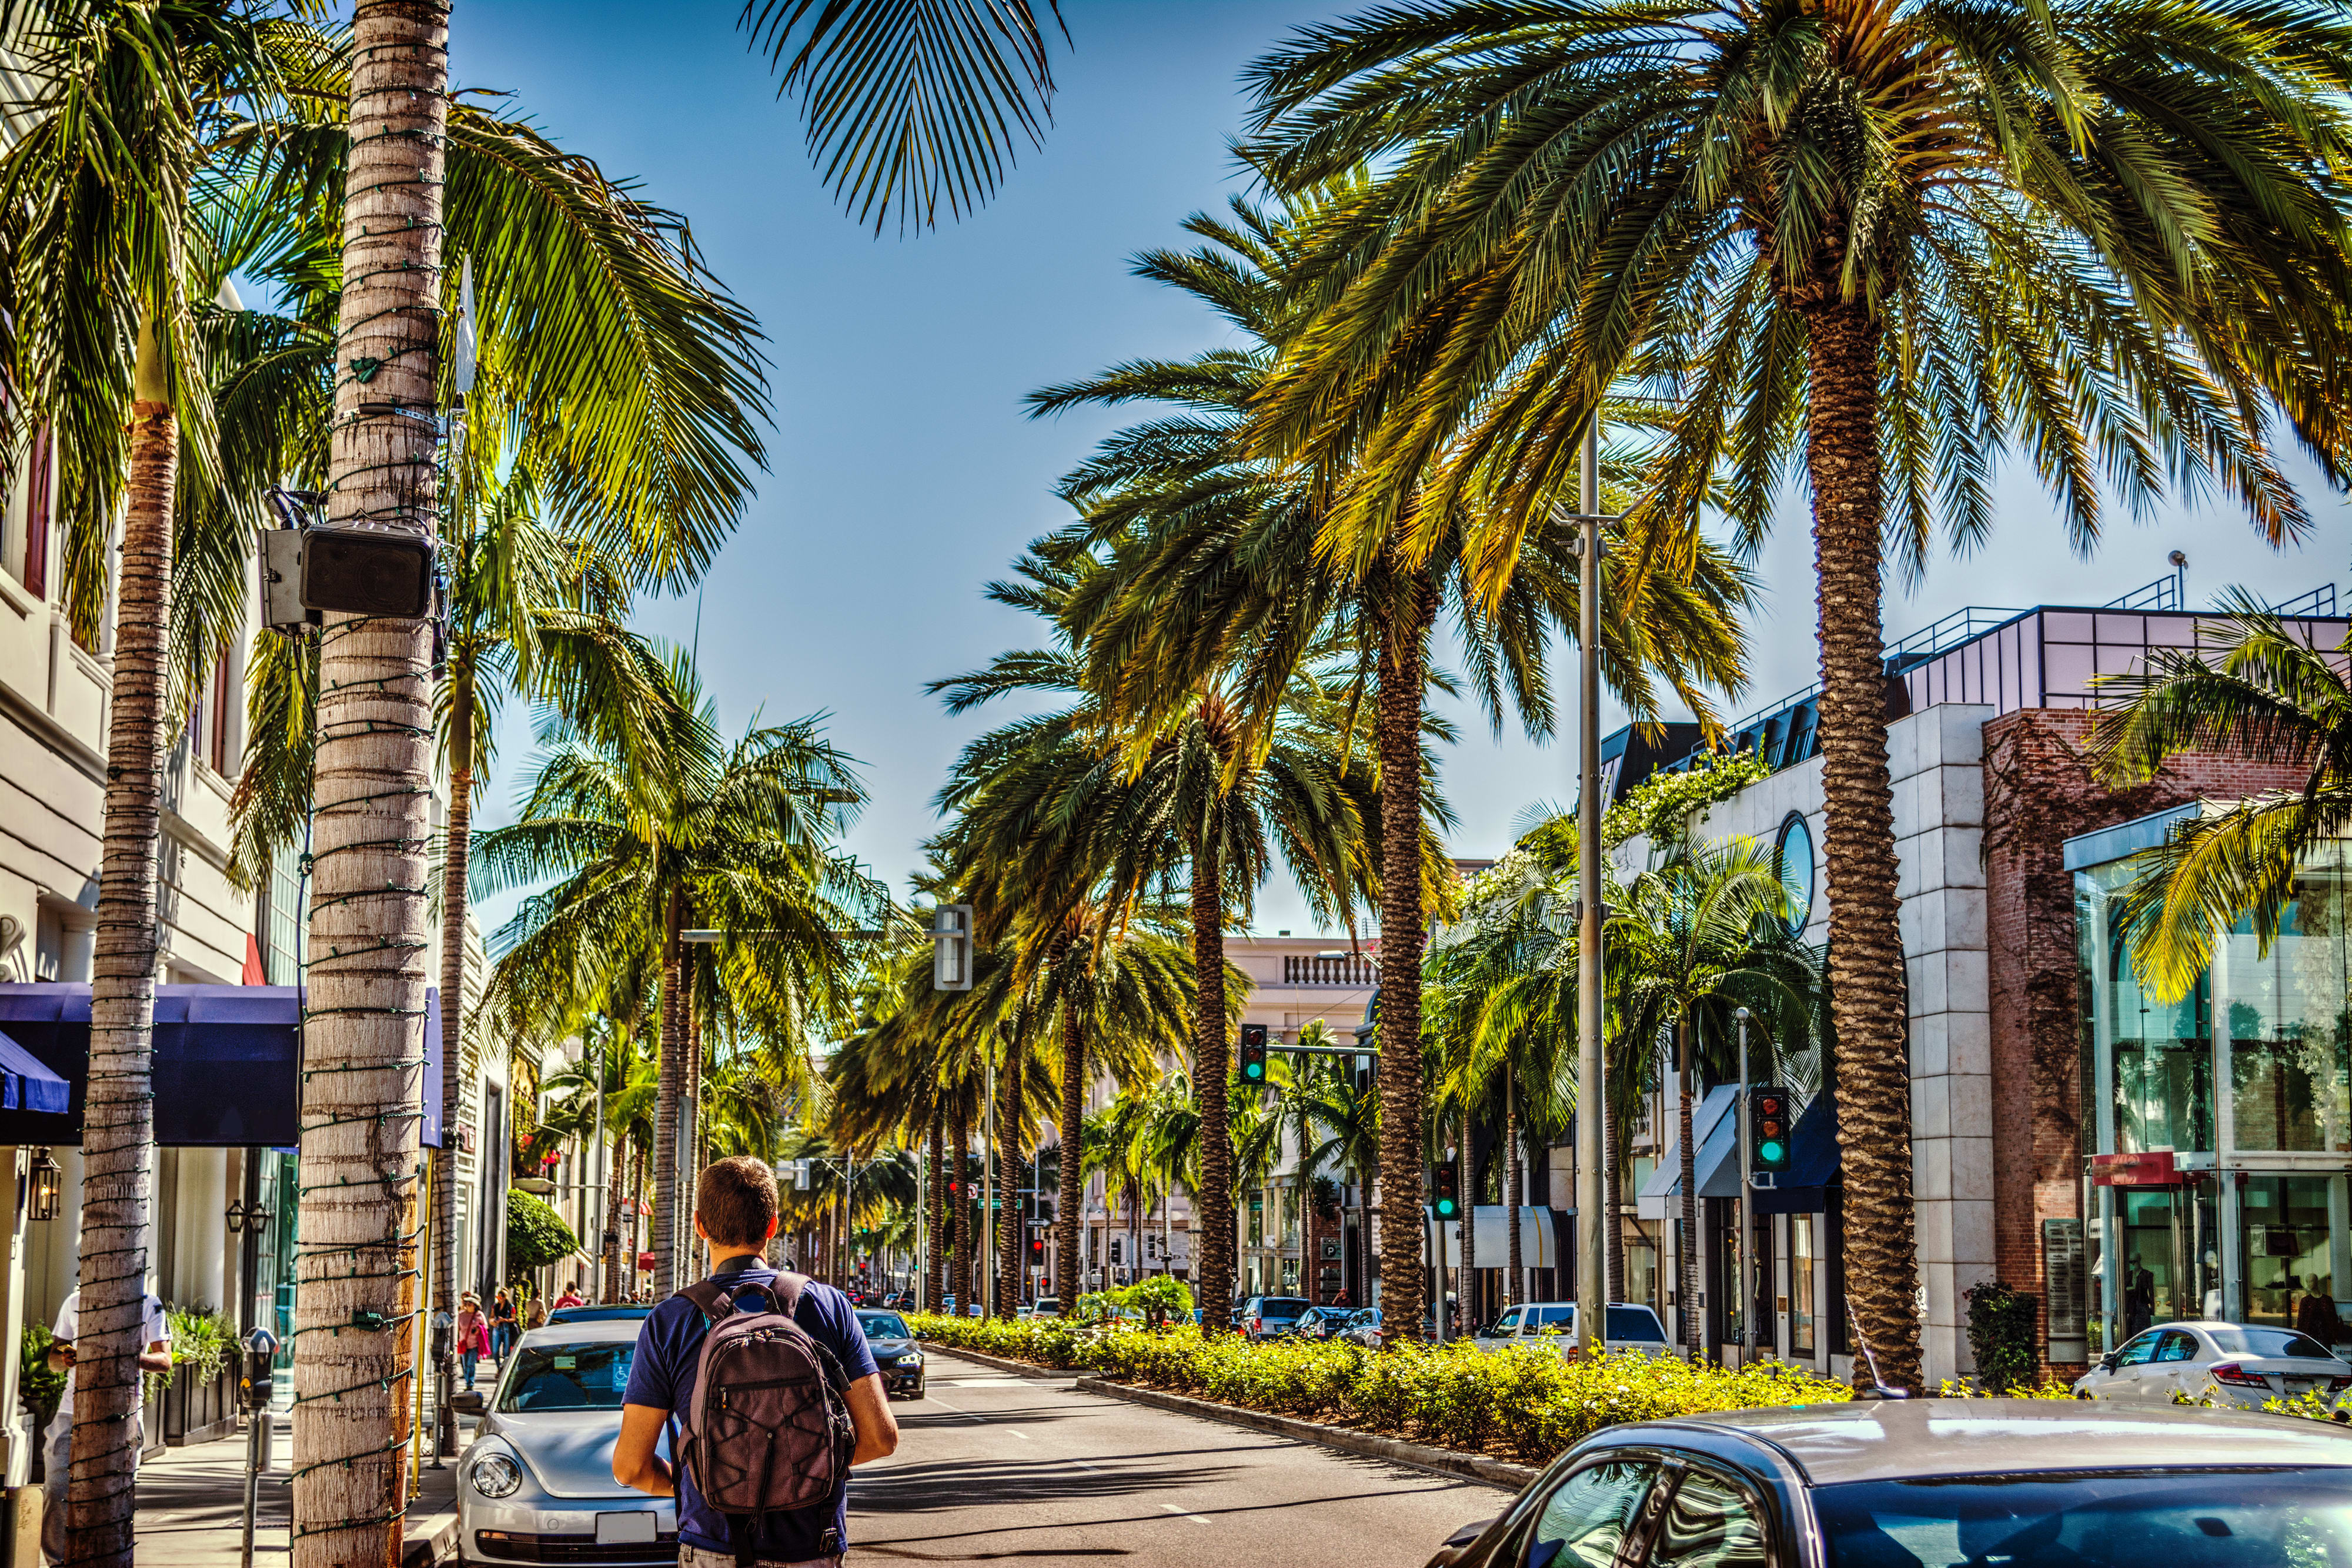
[{"xmin": 623, "ymin": 1261, "xmax": 880, "ymax": 1558}]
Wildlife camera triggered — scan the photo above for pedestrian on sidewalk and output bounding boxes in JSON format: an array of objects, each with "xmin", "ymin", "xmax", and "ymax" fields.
[
  {"xmin": 614, "ymin": 1155, "xmax": 897, "ymax": 1568},
  {"xmin": 493, "ymin": 1289, "xmax": 518, "ymax": 1362},
  {"xmin": 44, "ymin": 1286, "xmax": 172, "ymax": 1566},
  {"xmin": 554, "ymin": 1281, "xmax": 584, "ymax": 1311},
  {"xmin": 455, "ymin": 1295, "xmax": 491, "ymax": 1389}
]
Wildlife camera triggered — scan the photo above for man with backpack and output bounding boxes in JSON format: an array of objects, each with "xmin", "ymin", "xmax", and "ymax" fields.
[{"xmin": 614, "ymin": 1156, "xmax": 898, "ymax": 1567}]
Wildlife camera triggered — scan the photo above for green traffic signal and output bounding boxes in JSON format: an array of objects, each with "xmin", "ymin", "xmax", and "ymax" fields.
[
  {"xmin": 1759, "ymin": 1140, "xmax": 1785, "ymax": 1164},
  {"xmin": 1435, "ymin": 1196, "xmax": 1456, "ymax": 1218},
  {"xmin": 1245, "ymin": 1061, "xmax": 1264, "ymax": 1079}
]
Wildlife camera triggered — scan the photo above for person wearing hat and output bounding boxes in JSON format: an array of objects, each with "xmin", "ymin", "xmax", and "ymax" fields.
[{"xmin": 454, "ymin": 1294, "xmax": 492, "ymax": 1390}]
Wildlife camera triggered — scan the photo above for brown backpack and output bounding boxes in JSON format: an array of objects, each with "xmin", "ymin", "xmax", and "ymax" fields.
[{"xmin": 672, "ymin": 1272, "xmax": 857, "ymax": 1563}]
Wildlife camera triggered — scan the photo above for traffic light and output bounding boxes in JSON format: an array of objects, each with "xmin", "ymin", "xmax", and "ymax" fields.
[
  {"xmin": 1432, "ymin": 1162, "xmax": 1458, "ymax": 1219},
  {"xmin": 1239, "ymin": 1024, "xmax": 1268, "ymax": 1084},
  {"xmin": 1751, "ymin": 1087, "xmax": 1793, "ymax": 1175}
]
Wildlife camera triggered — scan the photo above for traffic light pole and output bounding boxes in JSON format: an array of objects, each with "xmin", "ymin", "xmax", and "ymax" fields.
[{"xmin": 1735, "ymin": 1006, "xmax": 1752, "ymax": 1367}]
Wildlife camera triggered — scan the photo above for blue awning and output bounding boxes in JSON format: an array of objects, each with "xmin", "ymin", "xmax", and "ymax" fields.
[
  {"xmin": 0, "ymin": 984, "xmax": 443, "ymax": 1148},
  {"xmin": 0, "ymin": 1030, "xmax": 68, "ymax": 1114},
  {"xmin": 1754, "ymin": 1088, "xmax": 1841, "ymax": 1215},
  {"xmin": 1638, "ymin": 1085, "xmax": 1743, "ymax": 1212}
]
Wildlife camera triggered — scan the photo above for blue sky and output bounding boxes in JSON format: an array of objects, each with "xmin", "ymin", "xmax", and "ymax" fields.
[{"xmin": 455, "ymin": 0, "xmax": 2349, "ymax": 941}]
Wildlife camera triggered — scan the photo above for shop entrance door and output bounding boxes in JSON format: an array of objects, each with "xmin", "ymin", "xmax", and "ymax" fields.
[
  {"xmin": 2114, "ymin": 1185, "xmax": 2220, "ymax": 1338},
  {"xmin": 2239, "ymin": 1174, "xmax": 2350, "ymax": 1349}
]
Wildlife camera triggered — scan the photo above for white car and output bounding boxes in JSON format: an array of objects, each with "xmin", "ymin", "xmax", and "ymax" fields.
[
  {"xmin": 2072, "ymin": 1320, "xmax": 2352, "ymax": 1410},
  {"xmin": 1472, "ymin": 1300, "xmax": 1676, "ymax": 1356},
  {"xmin": 453, "ymin": 1320, "xmax": 676, "ymax": 1568}
]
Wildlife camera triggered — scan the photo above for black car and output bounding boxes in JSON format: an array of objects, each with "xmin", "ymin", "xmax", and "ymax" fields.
[
  {"xmin": 858, "ymin": 1310, "xmax": 926, "ymax": 1400},
  {"xmin": 542, "ymin": 1303, "xmax": 652, "ymax": 1325},
  {"xmin": 1427, "ymin": 1396, "xmax": 2352, "ymax": 1568}
]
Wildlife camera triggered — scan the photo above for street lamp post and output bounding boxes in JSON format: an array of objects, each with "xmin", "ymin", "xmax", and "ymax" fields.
[{"xmin": 1572, "ymin": 416, "xmax": 1608, "ymax": 1357}]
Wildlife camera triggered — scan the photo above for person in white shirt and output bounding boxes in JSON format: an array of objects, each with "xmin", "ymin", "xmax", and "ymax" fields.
[{"xmin": 43, "ymin": 1289, "xmax": 171, "ymax": 1566}]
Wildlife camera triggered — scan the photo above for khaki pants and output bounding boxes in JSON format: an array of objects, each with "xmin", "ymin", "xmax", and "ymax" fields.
[{"xmin": 680, "ymin": 1543, "xmax": 843, "ymax": 1568}]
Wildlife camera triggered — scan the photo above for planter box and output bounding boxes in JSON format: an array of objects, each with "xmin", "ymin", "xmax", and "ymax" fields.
[{"xmin": 163, "ymin": 1362, "xmax": 237, "ymax": 1447}]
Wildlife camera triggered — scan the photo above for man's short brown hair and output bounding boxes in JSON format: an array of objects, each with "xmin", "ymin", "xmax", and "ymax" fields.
[{"xmin": 695, "ymin": 1156, "xmax": 779, "ymax": 1249}]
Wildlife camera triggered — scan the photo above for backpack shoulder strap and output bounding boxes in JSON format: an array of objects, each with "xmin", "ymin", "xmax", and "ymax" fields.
[{"xmin": 673, "ymin": 1279, "xmax": 737, "ymax": 1322}]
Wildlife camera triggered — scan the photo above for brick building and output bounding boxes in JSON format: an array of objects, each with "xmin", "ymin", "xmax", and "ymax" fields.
[{"xmin": 1596, "ymin": 580, "xmax": 2346, "ymax": 1385}]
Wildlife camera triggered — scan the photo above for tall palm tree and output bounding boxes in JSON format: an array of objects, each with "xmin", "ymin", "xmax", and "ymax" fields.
[
  {"xmin": 2089, "ymin": 594, "xmax": 2352, "ymax": 998},
  {"xmin": 935, "ymin": 543, "xmax": 1383, "ymax": 1326},
  {"xmin": 1242, "ymin": 0, "xmax": 2352, "ymax": 1386},
  {"xmin": 1608, "ymin": 838, "xmax": 1819, "ymax": 1354},
  {"xmin": 1032, "ymin": 198, "xmax": 1754, "ymax": 1338},
  {"xmin": 475, "ymin": 654, "xmax": 876, "ymax": 1295}
]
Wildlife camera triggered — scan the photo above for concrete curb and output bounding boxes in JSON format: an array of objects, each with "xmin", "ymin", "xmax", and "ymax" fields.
[
  {"xmin": 1072, "ymin": 1377, "xmax": 1538, "ymax": 1493},
  {"xmin": 920, "ymin": 1343, "xmax": 1084, "ymax": 1382},
  {"xmin": 402, "ymin": 1507, "xmax": 457, "ymax": 1568}
]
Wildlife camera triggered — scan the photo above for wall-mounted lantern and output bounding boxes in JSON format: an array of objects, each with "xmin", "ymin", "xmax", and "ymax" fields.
[{"xmin": 27, "ymin": 1149, "xmax": 61, "ymax": 1221}]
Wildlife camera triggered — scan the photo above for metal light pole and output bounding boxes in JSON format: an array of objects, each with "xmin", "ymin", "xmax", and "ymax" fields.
[
  {"xmin": 1735, "ymin": 1006, "xmax": 1752, "ymax": 1367},
  {"xmin": 1573, "ymin": 416, "xmax": 1608, "ymax": 1356}
]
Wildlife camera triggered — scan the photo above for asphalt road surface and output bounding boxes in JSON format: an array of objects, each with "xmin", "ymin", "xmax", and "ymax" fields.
[{"xmin": 846, "ymin": 1350, "xmax": 1508, "ymax": 1567}]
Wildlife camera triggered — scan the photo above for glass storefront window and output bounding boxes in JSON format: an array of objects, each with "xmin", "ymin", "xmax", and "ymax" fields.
[
  {"xmin": 2239, "ymin": 1175, "xmax": 2343, "ymax": 1339},
  {"xmin": 1790, "ymin": 1215, "xmax": 1816, "ymax": 1355},
  {"xmin": 1624, "ymin": 1219, "xmax": 1660, "ymax": 1315},
  {"xmin": 2226, "ymin": 882, "xmax": 2352, "ymax": 1154},
  {"xmin": 2116, "ymin": 1185, "xmax": 2220, "ymax": 1333}
]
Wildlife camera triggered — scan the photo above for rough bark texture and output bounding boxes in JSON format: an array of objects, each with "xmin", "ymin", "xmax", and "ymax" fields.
[
  {"xmin": 1191, "ymin": 836, "xmax": 1235, "ymax": 1332},
  {"xmin": 1678, "ymin": 1022, "xmax": 1699, "ymax": 1355},
  {"xmin": 430, "ymin": 676, "xmax": 470, "ymax": 1449},
  {"xmin": 602, "ymin": 1125, "xmax": 627, "ymax": 1301},
  {"xmin": 651, "ymin": 887, "xmax": 684, "ymax": 1294},
  {"xmin": 1374, "ymin": 563, "xmax": 1436, "ymax": 1341},
  {"xmin": 1605, "ymin": 1114, "xmax": 1625, "ymax": 1305},
  {"xmin": 681, "ymin": 968, "xmax": 702, "ymax": 1278},
  {"xmin": 1055, "ymin": 1010, "xmax": 1084, "ymax": 1313},
  {"xmin": 1459, "ymin": 1111, "xmax": 1476, "ymax": 1313},
  {"xmin": 1801, "ymin": 295, "xmax": 1922, "ymax": 1393},
  {"xmin": 997, "ymin": 1034, "xmax": 1026, "ymax": 1313},
  {"xmin": 1505, "ymin": 1085, "xmax": 1523, "ymax": 1306},
  {"xmin": 927, "ymin": 1111, "xmax": 946, "ymax": 1309},
  {"xmin": 293, "ymin": 5, "xmax": 447, "ymax": 1560},
  {"xmin": 951, "ymin": 1116, "xmax": 973, "ymax": 1309},
  {"xmin": 69, "ymin": 398, "xmax": 175, "ymax": 1568}
]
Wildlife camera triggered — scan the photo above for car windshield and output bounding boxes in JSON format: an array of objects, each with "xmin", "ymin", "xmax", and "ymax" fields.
[
  {"xmin": 2206, "ymin": 1327, "xmax": 2334, "ymax": 1359},
  {"xmin": 858, "ymin": 1313, "xmax": 911, "ymax": 1340},
  {"xmin": 497, "ymin": 1341, "xmax": 633, "ymax": 1412},
  {"xmin": 1816, "ymin": 1468, "xmax": 2352, "ymax": 1568},
  {"xmin": 546, "ymin": 1306, "xmax": 649, "ymax": 1323},
  {"xmin": 1259, "ymin": 1298, "xmax": 1311, "ymax": 1316}
]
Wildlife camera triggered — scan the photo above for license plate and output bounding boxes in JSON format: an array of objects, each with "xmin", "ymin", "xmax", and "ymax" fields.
[
  {"xmin": 596, "ymin": 1513, "xmax": 657, "ymax": 1545},
  {"xmin": 2287, "ymin": 1378, "xmax": 2320, "ymax": 1395}
]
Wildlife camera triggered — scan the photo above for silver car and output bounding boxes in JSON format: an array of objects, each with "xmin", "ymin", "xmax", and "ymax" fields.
[
  {"xmin": 2072, "ymin": 1319, "xmax": 2352, "ymax": 1410},
  {"xmin": 453, "ymin": 1320, "xmax": 676, "ymax": 1567}
]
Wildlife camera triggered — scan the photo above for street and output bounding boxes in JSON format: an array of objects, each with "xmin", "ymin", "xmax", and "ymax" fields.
[{"xmin": 848, "ymin": 1352, "xmax": 1501, "ymax": 1566}]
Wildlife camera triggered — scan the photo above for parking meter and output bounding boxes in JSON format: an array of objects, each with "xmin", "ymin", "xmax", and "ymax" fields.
[
  {"xmin": 240, "ymin": 1327, "xmax": 279, "ymax": 1568},
  {"xmin": 241, "ymin": 1327, "xmax": 278, "ymax": 1412}
]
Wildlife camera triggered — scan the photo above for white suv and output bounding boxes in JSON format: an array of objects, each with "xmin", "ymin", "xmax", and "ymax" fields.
[{"xmin": 1472, "ymin": 1300, "xmax": 1675, "ymax": 1356}]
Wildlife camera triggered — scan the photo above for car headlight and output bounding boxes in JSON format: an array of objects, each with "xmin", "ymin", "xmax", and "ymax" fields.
[
  {"xmin": 900, "ymin": 1352, "xmax": 922, "ymax": 1367},
  {"xmin": 470, "ymin": 1453, "xmax": 524, "ymax": 1499}
]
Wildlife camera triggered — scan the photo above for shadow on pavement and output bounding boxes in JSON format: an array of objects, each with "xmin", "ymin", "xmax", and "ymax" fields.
[{"xmin": 853, "ymin": 1456, "xmax": 1247, "ymax": 1513}]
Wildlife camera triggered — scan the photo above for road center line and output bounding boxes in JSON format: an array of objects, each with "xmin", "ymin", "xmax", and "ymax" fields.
[{"xmin": 1160, "ymin": 1502, "xmax": 1212, "ymax": 1527}]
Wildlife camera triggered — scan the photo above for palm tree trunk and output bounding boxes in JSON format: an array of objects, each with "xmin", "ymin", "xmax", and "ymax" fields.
[
  {"xmin": 1459, "ymin": 1106, "xmax": 1477, "ymax": 1323},
  {"xmin": 680, "ymin": 967, "xmax": 702, "ymax": 1277},
  {"xmin": 651, "ymin": 885, "xmax": 686, "ymax": 1293},
  {"xmin": 1506, "ymin": 1079, "xmax": 1523, "ymax": 1308},
  {"xmin": 1374, "ymin": 560, "xmax": 1438, "ymax": 1342},
  {"xmin": 430, "ymin": 666, "xmax": 473, "ymax": 1450},
  {"xmin": 1190, "ymin": 834, "xmax": 1235, "ymax": 1333},
  {"xmin": 1677, "ymin": 1018, "xmax": 1699, "ymax": 1356},
  {"xmin": 1802, "ymin": 293, "xmax": 1920, "ymax": 1392},
  {"xmin": 997, "ymin": 1035, "xmax": 1025, "ymax": 1315},
  {"xmin": 951, "ymin": 1115, "xmax": 973, "ymax": 1309},
  {"xmin": 293, "ymin": 6, "xmax": 447, "ymax": 1561},
  {"xmin": 928, "ymin": 1111, "xmax": 946, "ymax": 1309},
  {"xmin": 603, "ymin": 1124, "xmax": 627, "ymax": 1302},
  {"xmin": 1055, "ymin": 1008, "xmax": 1084, "ymax": 1315},
  {"xmin": 1605, "ymin": 1093, "xmax": 1625, "ymax": 1305},
  {"xmin": 69, "ymin": 370, "xmax": 174, "ymax": 1568}
]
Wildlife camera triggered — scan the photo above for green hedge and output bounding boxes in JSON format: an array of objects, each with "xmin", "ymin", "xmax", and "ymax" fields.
[{"xmin": 908, "ymin": 1315, "xmax": 1850, "ymax": 1467}]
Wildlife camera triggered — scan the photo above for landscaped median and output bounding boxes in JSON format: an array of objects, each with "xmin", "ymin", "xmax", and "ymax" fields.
[{"xmin": 907, "ymin": 1313, "xmax": 1850, "ymax": 1469}]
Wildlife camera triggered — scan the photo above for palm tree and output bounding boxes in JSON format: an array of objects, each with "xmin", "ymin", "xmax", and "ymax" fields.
[
  {"xmin": 2089, "ymin": 593, "xmax": 2352, "ymax": 998},
  {"xmin": 1242, "ymin": 0, "xmax": 2352, "ymax": 1386},
  {"xmin": 475, "ymin": 653, "xmax": 875, "ymax": 1295},
  {"xmin": 1608, "ymin": 838, "xmax": 1819, "ymax": 1354},
  {"xmin": 934, "ymin": 542, "xmax": 1382, "ymax": 1326},
  {"xmin": 1031, "ymin": 198, "xmax": 1755, "ymax": 1338}
]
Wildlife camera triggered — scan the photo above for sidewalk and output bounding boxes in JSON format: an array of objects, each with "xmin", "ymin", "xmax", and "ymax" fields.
[{"xmin": 131, "ymin": 1411, "xmax": 474, "ymax": 1568}]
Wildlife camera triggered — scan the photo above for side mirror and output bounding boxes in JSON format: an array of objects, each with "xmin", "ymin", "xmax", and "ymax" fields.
[
  {"xmin": 2099, "ymin": 1353, "xmax": 2119, "ymax": 1373},
  {"xmin": 450, "ymin": 1390, "xmax": 486, "ymax": 1417}
]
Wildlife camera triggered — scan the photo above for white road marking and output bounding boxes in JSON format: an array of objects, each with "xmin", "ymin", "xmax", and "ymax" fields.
[
  {"xmin": 1005, "ymin": 1429, "xmax": 1030, "ymax": 1440},
  {"xmin": 1160, "ymin": 1502, "xmax": 1212, "ymax": 1527}
]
